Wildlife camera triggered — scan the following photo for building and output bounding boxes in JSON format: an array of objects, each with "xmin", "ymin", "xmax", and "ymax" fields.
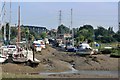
[
  {"xmin": 57, "ymin": 33, "xmax": 71, "ymax": 39},
  {"xmin": 57, "ymin": 33, "xmax": 72, "ymax": 44},
  {"xmin": 22, "ymin": 25, "xmax": 48, "ymax": 34}
]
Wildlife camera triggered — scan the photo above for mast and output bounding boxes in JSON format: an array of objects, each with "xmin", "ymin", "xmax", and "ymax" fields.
[
  {"xmin": 17, "ymin": 6, "xmax": 21, "ymax": 43},
  {"xmin": 71, "ymin": 8, "xmax": 74, "ymax": 47},
  {"xmin": 9, "ymin": 0, "xmax": 11, "ymax": 41},
  {"xmin": 3, "ymin": 1, "xmax": 6, "ymax": 42}
]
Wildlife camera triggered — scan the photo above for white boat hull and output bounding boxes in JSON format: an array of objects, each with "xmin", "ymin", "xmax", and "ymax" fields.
[{"xmin": 0, "ymin": 58, "xmax": 7, "ymax": 63}]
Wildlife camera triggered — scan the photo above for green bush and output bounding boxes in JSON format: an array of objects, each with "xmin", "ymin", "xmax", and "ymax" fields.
[
  {"xmin": 110, "ymin": 48, "xmax": 120, "ymax": 58},
  {"xmin": 100, "ymin": 49, "xmax": 112, "ymax": 54}
]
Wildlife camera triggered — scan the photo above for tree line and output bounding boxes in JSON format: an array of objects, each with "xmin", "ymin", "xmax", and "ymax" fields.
[
  {"xmin": 0, "ymin": 23, "xmax": 119, "ymax": 44},
  {"xmin": 56, "ymin": 24, "xmax": 120, "ymax": 44}
]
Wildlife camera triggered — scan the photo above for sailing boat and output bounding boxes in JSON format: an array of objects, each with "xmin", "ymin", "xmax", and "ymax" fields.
[
  {"xmin": 12, "ymin": 6, "xmax": 40, "ymax": 66},
  {"xmin": 66, "ymin": 9, "xmax": 78, "ymax": 52},
  {"xmin": 0, "ymin": 2, "xmax": 8, "ymax": 63}
]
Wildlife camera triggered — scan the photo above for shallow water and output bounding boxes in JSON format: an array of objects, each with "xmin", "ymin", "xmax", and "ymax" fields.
[
  {"xmin": 39, "ymin": 70, "xmax": 118, "ymax": 76},
  {"xmin": 39, "ymin": 65, "xmax": 118, "ymax": 77}
]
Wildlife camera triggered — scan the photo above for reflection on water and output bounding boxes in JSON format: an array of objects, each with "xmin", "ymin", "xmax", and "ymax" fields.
[
  {"xmin": 39, "ymin": 61, "xmax": 118, "ymax": 77},
  {"xmin": 39, "ymin": 65, "xmax": 118, "ymax": 76},
  {"xmin": 39, "ymin": 70, "xmax": 118, "ymax": 76}
]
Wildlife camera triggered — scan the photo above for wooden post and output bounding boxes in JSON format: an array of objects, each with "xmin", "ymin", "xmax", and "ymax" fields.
[{"xmin": 33, "ymin": 45, "xmax": 35, "ymax": 61}]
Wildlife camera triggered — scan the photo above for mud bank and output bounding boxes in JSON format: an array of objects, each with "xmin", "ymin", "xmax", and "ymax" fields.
[{"xmin": 1, "ymin": 46, "xmax": 119, "ymax": 78}]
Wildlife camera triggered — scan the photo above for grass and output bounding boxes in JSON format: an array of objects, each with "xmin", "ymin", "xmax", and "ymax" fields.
[
  {"xmin": 110, "ymin": 48, "xmax": 120, "ymax": 57},
  {"xmin": 91, "ymin": 42, "xmax": 118, "ymax": 49},
  {"xmin": 2, "ymin": 72, "xmax": 45, "ymax": 78}
]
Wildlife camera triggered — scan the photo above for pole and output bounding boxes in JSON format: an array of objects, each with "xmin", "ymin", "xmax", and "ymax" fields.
[
  {"xmin": 32, "ymin": 41, "xmax": 35, "ymax": 61},
  {"xmin": 17, "ymin": 6, "xmax": 21, "ymax": 43},
  {"xmin": 59, "ymin": 10, "xmax": 61, "ymax": 26},
  {"xmin": 71, "ymin": 8, "xmax": 74, "ymax": 47},
  {"xmin": 56, "ymin": 10, "xmax": 62, "ymax": 39}
]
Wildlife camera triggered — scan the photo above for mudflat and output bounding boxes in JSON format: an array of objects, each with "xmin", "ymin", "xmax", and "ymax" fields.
[{"xmin": 1, "ymin": 46, "xmax": 119, "ymax": 78}]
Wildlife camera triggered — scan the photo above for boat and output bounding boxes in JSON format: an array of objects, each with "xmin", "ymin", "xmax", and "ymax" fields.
[
  {"xmin": 7, "ymin": 45, "xmax": 17, "ymax": 54},
  {"xmin": 65, "ymin": 9, "xmax": 76, "ymax": 52},
  {"xmin": 12, "ymin": 49, "xmax": 40, "ymax": 66},
  {"xmin": 0, "ymin": 48, "xmax": 8, "ymax": 63},
  {"xmin": 37, "ymin": 40, "xmax": 46, "ymax": 49},
  {"xmin": 11, "ymin": 5, "xmax": 40, "ymax": 67},
  {"xmin": 76, "ymin": 43, "xmax": 93, "ymax": 55},
  {"xmin": 33, "ymin": 41, "xmax": 42, "ymax": 52},
  {"xmin": 66, "ymin": 44, "xmax": 78, "ymax": 52}
]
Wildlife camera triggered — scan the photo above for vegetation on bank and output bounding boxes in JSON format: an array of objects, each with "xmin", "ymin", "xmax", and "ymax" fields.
[
  {"xmin": 97, "ymin": 43, "xmax": 120, "ymax": 57},
  {"xmin": 110, "ymin": 47, "xmax": 120, "ymax": 57}
]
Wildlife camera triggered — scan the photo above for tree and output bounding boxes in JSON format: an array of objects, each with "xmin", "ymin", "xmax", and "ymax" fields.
[
  {"xmin": 107, "ymin": 27, "xmax": 115, "ymax": 36},
  {"xmin": 113, "ymin": 31, "xmax": 120, "ymax": 42},
  {"xmin": 75, "ymin": 35, "xmax": 84, "ymax": 44},
  {"xmin": 40, "ymin": 32, "xmax": 47, "ymax": 39},
  {"xmin": 73, "ymin": 28, "xmax": 79, "ymax": 38},
  {"xmin": 21, "ymin": 27, "xmax": 26, "ymax": 40},
  {"xmin": 10, "ymin": 27, "xmax": 17, "ymax": 39},
  {"xmin": 76, "ymin": 24, "xmax": 94, "ymax": 43},
  {"xmin": 94, "ymin": 26, "xmax": 108, "ymax": 38},
  {"xmin": 57, "ymin": 24, "xmax": 70, "ymax": 34},
  {"xmin": 94, "ymin": 26, "xmax": 116, "ymax": 43},
  {"xmin": 79, "ymin": 29, "xmax": 89, "ymax": 39}
]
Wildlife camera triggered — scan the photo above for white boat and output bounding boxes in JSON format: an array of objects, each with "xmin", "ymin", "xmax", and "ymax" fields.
[
  {"xmin": 77, "ymin": 43, "xmax": 93, "ymax": 54},
  {"xmin": 0, "ymin": 51, "xmax": 8, "ymax": 63},
  {"xmin": 37, "ymin": 40, "xmax": 46, "ymax": 49},
  {"xmin": 0, "ymin": 46, "xmax": 8, "ymax": 52},
  {"xmin": 7, "ymin": 45, "xmax": 17, "ymax": 54},
  {"xmin": 33, "ymin": 41, "xmax": 42, "ymax": 52}
]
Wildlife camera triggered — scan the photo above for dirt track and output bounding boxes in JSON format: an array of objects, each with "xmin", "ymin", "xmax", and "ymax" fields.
[{"xmin": 0, "ymin": 45, "xmax": 119, "ymax": 78}]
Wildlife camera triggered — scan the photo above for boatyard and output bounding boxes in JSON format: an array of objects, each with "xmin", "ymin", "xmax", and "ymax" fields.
[
  {"xmin": 0, "ymin": 42, "xmax": 119, "ymax": 78},
  {"xmin": 0, "ymin": 1, "xmax": 120, "ymax": 79}
]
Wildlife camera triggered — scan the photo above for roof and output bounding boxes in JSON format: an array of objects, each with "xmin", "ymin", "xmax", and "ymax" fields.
[{"xmin": 22, "ymin": 25, "xmax": 47, "ymax": 29}]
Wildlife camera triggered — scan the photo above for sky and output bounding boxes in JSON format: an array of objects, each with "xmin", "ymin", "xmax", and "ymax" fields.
[
  {"xmin": 0, "ymin": 0, "xmax": 119, "ymax": 2},
  {"xmin": 0, "ymin": 1, "xmax": 119, "ymax": 32}
]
